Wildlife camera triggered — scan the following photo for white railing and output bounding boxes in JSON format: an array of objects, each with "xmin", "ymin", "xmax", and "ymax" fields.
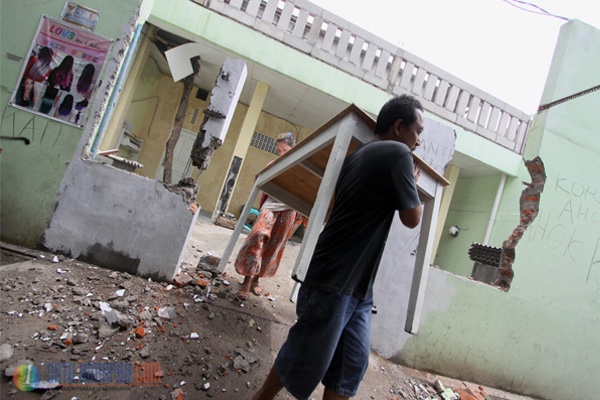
[{"xmin": 196, "ymin": 0, "xmax": 530, "ymax": 153}]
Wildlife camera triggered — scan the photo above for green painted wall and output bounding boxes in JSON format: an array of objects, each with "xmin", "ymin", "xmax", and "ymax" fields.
[
  {"xmin": 397, "ymin": 20, "xmax": 600, "ymax": 400},
  {"xmin": 493, "ymin": 19, "xmax": 600, "ymax": 302},
  {"xmin": 0, "ymin": 0, "xmax": 143, "ymax": 247},
  {"xmin": 395, "ymin": 272, "xmax": 592, "ymax": 399},
  {"xmin": 435, "ymin": 175, "xmax": 502, "ymax": 276}
]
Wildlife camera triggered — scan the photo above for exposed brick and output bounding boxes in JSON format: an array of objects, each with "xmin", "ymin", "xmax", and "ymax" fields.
[
  {"xmin": 173, "ymin": 273, "xmax": 193, "ymax": 288},
  {"xmin": 134, "ymin": 326, "xmax": 146, "ymax": 338}
]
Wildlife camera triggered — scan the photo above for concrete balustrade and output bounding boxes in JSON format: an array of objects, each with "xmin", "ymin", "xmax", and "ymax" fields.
[{"xmin": 196, "ymin": 0, "xmax": 530, "ymax": 153}]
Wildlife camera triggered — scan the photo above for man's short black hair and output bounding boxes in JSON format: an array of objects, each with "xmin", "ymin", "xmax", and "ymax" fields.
[{"xmin": 374, "ymin": 95, "xmax": 423, "ymax": 134}]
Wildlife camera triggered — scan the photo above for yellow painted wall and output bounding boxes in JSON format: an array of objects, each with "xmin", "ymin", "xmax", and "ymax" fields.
[
  {"xmin": 123, "ymin": 55, "xmax": 312, "ymax": 216},
  {"xmin": 134, "ymin": 73, "xmax": 182, "ymax": 178}
]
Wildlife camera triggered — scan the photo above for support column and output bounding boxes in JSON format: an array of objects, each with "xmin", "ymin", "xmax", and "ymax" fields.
[
  {"xmin": 212, "ymin": 81, "xmax": 269, "ymax": 219},
  {"xmin": 431, "ymin": 164, "xmax": 460, "ymax": 263},
  {"xmin": 99, "ymin": 35, "xmax": 152, "ymax": 151}
]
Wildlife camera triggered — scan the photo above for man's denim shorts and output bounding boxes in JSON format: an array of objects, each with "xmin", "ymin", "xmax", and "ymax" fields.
[{"xmin": 274, "ymin": 285, "xmax": 373, "ymax": 399}]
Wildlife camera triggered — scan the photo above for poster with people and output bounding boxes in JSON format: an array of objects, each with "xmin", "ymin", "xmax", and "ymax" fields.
[{"xmin": 9, "ymin": 15, "xmax": 112, "ymax": 127}]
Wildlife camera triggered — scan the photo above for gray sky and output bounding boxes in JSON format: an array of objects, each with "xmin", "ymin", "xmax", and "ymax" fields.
[{"xmin": 310, "ymin": 0, "xmax": 600, "ymax": 114}]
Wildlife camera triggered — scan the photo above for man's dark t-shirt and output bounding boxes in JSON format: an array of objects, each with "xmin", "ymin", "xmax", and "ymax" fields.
[{"xmin": 303, "ymin": 140, "xmax": 421, "ymax": 300}]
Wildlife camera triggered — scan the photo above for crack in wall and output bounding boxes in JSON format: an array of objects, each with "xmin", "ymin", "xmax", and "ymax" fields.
[{"xmin": 494, "ymin": 156, "xmax": 546, "ymax": 290}]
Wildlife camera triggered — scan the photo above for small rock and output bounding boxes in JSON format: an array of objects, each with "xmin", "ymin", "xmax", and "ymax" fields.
[
  {"xmin": 72, "ymin": 333, "xmax": 89, "ymax": 344},
  {"xmin": 98, "ymin": 323, "xmax": 119, "ymax": 339},
  {"xmin": 71, "ymin": 287, "xmax": 87, "ymax": 296},
  {"xmin": 170, "ymin": 388, "xmax": 185, "ymax": 400},
  {"xmin": 39, "ymin": 389, "xmax": 61, "ymax": 400},
  {"xmin": 233, "ymin": 355, "xmax": 250, "ymax": 372},
  {"xmin": 196, "ymin": 270, "xmax": 213, "ymax": 280},
  {"xmin": 158, "ymin": 306, "xmax": 174, "ymax": 319},
  {"xmin": 140, "ymin": 346, "xmax": 151, "ymax": 359},
  {"xmin": 111, "ymin": 299, "xmax": 130, "ymax": 312},
  {"xmin": 115, "ymin": 311, "xmax": 134, "ymax": 329},
  {"xmin": 81, "ymin": 368, "xmax": 105, "ymax": 382},
  {"xmin": 0, "ymin": 344, "xmax": 13, "ymax": 362}
]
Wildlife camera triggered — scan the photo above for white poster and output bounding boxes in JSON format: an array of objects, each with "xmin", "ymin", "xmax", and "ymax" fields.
[{"xmin": 8, "ymin": 15, "xmax": 112, "ymax": 127}]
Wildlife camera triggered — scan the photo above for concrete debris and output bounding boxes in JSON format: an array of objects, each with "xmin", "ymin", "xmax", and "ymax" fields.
[
  {"xmin": 0, "ymin": 344, "xmax": 14, "ymax": 362},
  {"xmin": 197, "ymin": 254, "xmax": 220, "ymax": 271},
  {"xmin": 0, "ymin": 243, "xmax": 515, "ymax": 400},
  {"xmin": 169, "ymin": 387, "xmax": 185, "ymax": 400},
  {"xmin": 39, "ymin": 389, "xmax": 61, "ymax": 400},
  {"xmin": 173, "ymin": 272, "xmax": 193, "ymax": 287},
  {"xmin": 139, "ymin": 345, "xmax": 151, "ymax": 359},
  {"xmin": 158, "ymin": 306, "xmax": 175, "ymax": 319},
  {"xmin": 81, "ymin": 368, "xmax": 105, "ymax": 382}
]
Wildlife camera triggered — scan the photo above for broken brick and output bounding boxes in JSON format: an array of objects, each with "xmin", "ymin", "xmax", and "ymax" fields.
[
  {"xmin": 170, "ymin": 387, "xmax": 185, "ymax": 400},
  {"xmin": 195, "ymin": 278, "xmax": 209, "ymax": 287},
  {"xmin": 134, "ymin": 326, "xmax": 146, "ymax": 338},
  {"xmin": 173, "ymin": 273, "xmax": 193, "ymax": 288}
]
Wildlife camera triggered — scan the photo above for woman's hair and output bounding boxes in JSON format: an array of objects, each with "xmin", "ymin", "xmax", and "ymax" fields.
[
  {"xmin": 374, "ymin": 95, "xmax": 423, "ymax": 134},
  {"xmin": 276, "ymin": 132, "xmax": 296, "ymax": 147},
  {"xmin": 76, "ymin": 63, "xmax": 96, "ymax": 94},
  {"xmin": 15, "ymin": 78, "xmax": 35, "ymax": 107},
  {"xmin": 57, "ymin": 94, "xmax": 74, "ymax": 116},
  {"xmin": 49, "ymin": 55, "xmax": 74, "ymax": 89},
  {"xmin": 26, "ymin": 47, "xmax": 54, "ymax": 82},
  {"xmin": 38, "ymin": 47, "xmax": 53, "ymax": 63},
  {"xmin": 56, "ymin": 55, "xmax": 74, "ymax": 72}
]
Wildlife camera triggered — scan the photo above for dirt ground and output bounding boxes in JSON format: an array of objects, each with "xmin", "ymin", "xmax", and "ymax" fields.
[{"xmin": 0, "ymin": 215, "xmax": 537, "ymax": 400}]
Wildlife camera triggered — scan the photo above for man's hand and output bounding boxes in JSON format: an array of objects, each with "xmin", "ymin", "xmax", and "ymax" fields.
[{"xmin": 413, "ymin": 161, "xmax": 421, "ymax": 182}]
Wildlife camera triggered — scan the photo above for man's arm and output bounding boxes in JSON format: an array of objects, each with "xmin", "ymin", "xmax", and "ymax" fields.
[
  {"xmin": 398, "ymin": 161, "xmax": 422, "ymax": 228},
  {"xmin": 399, "ymin": 205, "xmax": 422, "ymax": 229}
]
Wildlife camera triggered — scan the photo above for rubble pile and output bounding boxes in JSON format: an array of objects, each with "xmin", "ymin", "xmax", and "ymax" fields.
[
  {"xmin": 1, "ymin": 245, "xmax": 509, "ymax": 400},
  {"xmin": 0, "ymin": 253, "xmax": 268, "ymax": 399}
]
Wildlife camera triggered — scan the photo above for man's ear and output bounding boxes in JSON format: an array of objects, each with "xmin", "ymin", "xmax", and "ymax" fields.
[{"xmin": 394, "ymin": 119, "xmax": 404, "ymax": 137}]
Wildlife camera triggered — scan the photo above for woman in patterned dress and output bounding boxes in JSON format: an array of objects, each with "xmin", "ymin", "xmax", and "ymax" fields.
[{"xmin": 235, "ymin": 132, "xmax": 307, "ymax": 301}]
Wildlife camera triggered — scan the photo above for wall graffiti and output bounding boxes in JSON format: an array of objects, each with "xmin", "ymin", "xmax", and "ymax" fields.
[
  {"xmin": 415, "ymin": 123, "xmax": 456, "ymax": 174},
  {"xmin": 1, "ymin": 105, "xmax": 65, "ymax": 148},
  {"xmin": 555, "ymin": 173, "xmax": 600, "ymax": 223},
  {"xmin": 527, "ymin": 172, "xmax": 600, "ymax": 284}
]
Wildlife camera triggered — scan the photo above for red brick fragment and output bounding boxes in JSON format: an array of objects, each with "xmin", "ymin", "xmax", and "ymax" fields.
[
  {"xmin": 173, "ymin": 273, "xmax": 193, "ymax": 288},
  {"xmin": 134, "ymin": 326, "xmax": 146, "ymax": 338},
  {"xmin": 196, "ymin": 278, "xmax": 209, "ymax": 287}
]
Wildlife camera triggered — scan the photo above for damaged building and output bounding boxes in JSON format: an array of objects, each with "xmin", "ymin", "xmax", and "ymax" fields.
[{"xmin": 1, "ymin": 1, "xmax": 599, "ymax": 399}]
